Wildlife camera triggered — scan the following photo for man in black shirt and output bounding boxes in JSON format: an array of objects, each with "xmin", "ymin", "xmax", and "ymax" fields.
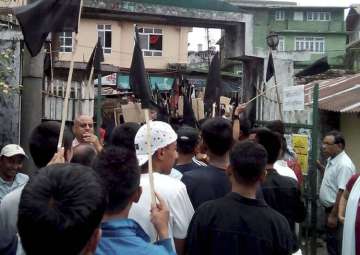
[
  {"xmin": 254, "ymin": 128, "xmax": 306, "ymax": 254},
  {"xmin": 186, "ymin": 141, "xmax": 294, "ymax": 255},
  {"xmin": 181, "ymin": 118, "xmax": 233, "ymax": 209},
  {"xmin": 174, "ymin": 126, "xmax": 204, "ymax": 174}
]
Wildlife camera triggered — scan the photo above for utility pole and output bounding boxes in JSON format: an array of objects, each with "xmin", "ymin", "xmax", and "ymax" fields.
[
  {"xmin": 20, "ymin": 0, "xmax": 44, "ymax": 170},
  {"xmin": 206, "ymin": 28, "xmax": 211, "ymax": 68}
]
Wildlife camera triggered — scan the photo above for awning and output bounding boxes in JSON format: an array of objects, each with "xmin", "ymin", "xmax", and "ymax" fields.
[
  {"xmin": 304, "ymin": 73, "xmax": 360, "ymax": 113},
  {"xmin": 117, "ymin": 73, "xmax": 174, "ymax": 91}
]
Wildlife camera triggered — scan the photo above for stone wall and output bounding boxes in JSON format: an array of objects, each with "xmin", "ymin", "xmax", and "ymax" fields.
[{"xmin": 0, "ymin": 31, "xmax": 22, "ymax": 147}]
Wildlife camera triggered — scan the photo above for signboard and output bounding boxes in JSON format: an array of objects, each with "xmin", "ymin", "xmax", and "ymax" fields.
[
  {"xmin": 94, "ymin": 73, "xmax": 117, "ymax": 86},
  {"xmin": 122, "ymin": 103, "xmax": 145, "ymax": 123},
  {"xmin": 283, "ymin": 85, "xmax": 304, "ymax": 111},
  {"xmin": 292, "ymin": 134, "xmax": 309, "ymax": 174},
  {"xmin": 116, "ymin": 74, "xmax": 174, "ymax": 90}
]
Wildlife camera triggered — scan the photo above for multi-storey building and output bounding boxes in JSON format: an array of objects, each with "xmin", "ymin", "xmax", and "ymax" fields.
[{"xmin": 228, "ymin": 0, "xmax": 347, "ymax": 70}]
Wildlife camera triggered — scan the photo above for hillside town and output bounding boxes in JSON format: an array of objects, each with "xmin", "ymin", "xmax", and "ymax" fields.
[{"xmin": 1, "ymin": 0, "xmax": 360, "ymax": 255}]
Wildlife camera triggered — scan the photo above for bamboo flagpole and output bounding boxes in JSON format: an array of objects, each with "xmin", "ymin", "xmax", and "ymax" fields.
[
  {"xmin": 57, "ymin": 0, "xmax": 83, "ymax": 149},
  {"xmin": 144, "ymin": 109, "xmax": 156, "ymax": 205},
  {"xmin": 267, "ymin": 49, "xmax": 283, "ymax": 121},
  {"xmin": 130, "ymin": 25, "xmax": 156, "ymax": 205},
  {"xmin": 243, "ymin": 83, "xmax": 278, "ymax": 106}
]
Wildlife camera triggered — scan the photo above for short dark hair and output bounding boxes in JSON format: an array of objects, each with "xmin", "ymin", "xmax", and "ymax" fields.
[
  {"xmin": 239, "ymin": 116, "xmax": 251, "ymax": 137},
  {"xmin": 326, "ymin": 130, "xmax": 345, "ymax": 149},
  {"xmin": 92, "ymin": 146, "xmax": 140, "ymax": 212},
  {"xmin": 254, "ymin": 128, "xmax": 281, "ymax": 164},
  {"xmin": 266, "ymin": 120, "xmax": 285, "ymax": 135},
  {"xmin": 110, "ymin": 122, "xmax": 140, "ymax": 152},
  {"xmin": 177, "ymin": 126, "xmax": 199, "ymax": 154},
  {"xmin": 230, "ymin": 141, "xmax": 267, "ymax": 184},
  {"xmin": 201, "ymin": 117, "xmax": 233, "ymax": 156},
  {"xmin": 18, "ymin": 163, "xmax": 105, "ymax": 255},
  {"xmin": 29, "ymin": 121, "xmax": 73, "ymax": 168},
  {"xmin": 71, "ymin": 144, "xmax": 97, "ymax": 167}
]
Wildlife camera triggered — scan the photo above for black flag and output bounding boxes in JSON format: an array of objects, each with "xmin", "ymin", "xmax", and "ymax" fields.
[
  {"xmin": 295, "ymin": 57, "xmax": 330, "ymax": 77},
  {"xmin": 266, "ymin": 52, "xmax": 275, "ymax": 82},
  {"xmin": 14, "ymin": 0, "xmax": 81, "ymax": 57},
  {"xmin": 204, "ymin": 52, "xmax": 222, "ymax": 116},
  {"xmin": 86, "ymin": 38, "xmax": 104, "ymax": 75},
  {"xmin": 129, "ymin": 26, "xmax": 152, "ymax": 109},
  {"xmin": 182, "ymin": 81, "xmax": 197, "ymax": 128}
]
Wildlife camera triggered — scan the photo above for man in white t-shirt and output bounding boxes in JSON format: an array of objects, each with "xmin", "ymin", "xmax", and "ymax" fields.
[
  {"xmin": 0, "ymin": 144, "xmax": 29, "ymax": 202},
  {"xmin": 129, "ymin": 121, "xmax": 194, "ymax": 255},
  {"xmin": 319, "ymin": 131, "xmax": 356, "ymax": 255}
]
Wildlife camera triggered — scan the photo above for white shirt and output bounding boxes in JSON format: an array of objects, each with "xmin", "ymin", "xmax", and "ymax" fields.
[
  {"xmin": 0, "ymin": 173, "xmax": 28, "ymax": 201},
  {"xmin": 274, "ymin": 160, "xmax": 298, "ymax": 182},
  {"xmin": 319, "ymin": 151, "xmax": 356, "ymax": 207},
  {"xmin": 0, "ymin": 185, "xmax": 24, "ymax": 251},
  {"xmin": 129, "ymin": 173, "xmax": 194, "ymax": 246},
  {"xmin": 169, "ymin": 168, "xmax": 183, "ymax": 180}
]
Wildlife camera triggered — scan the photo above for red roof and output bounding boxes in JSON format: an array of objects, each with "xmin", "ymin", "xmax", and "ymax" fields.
[{"xmin": 304, "ymin": 73, "xmax": 360, "ymax": 113}]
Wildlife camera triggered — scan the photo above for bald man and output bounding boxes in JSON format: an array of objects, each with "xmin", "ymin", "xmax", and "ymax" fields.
[{"xmin": 72, "ymin": 115, "xmax": 103, "ymax": 153}]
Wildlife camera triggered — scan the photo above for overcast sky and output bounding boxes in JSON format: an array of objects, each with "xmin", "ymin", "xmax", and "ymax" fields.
[{"xmin": 188, "ymin": 0, "xmax": 360, "ymax": 51}]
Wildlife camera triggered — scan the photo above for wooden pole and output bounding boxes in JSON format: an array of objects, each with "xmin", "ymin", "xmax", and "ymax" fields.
[
  {"xmin": 144, "ymin": 109, "xmax": 156, "ymax": 205},
  {"xmin": 211, "ymin": 102, "xmax": 216, "ymax": 118},
  {"xmin": 244, "ymin": 84, "xmax": 278, "ymax": 105},
  {"xmin": 49, "ymin": 42, "xmax": 54, "ymax": 94},
  {"xmin": 310, "ymin": 84, "xmax": 320, "ymax": 255},
  {"xmin": 57, "ymin": 0, "xmax": 83, "ymax": 149},
  {"xmin": 270, "ymin": 49, "xmax": 283, "ymax": 121},
  {"xmin": 96, "ymin": 73, "xmax": 102, "ymax": 136},
  {"xmin": 273, "ymin": 75, "xmax": 284, "ymax": 121}
]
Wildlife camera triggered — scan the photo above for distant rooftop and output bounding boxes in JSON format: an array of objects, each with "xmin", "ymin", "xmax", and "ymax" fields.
[
  {"xmin": 227, "ymin": 0, "xmax": 296, "ymax": 7},
  {"xmin": 125, "ymin": 0, "xmax": 239, "ymax": 12},
  {"xmin": 228, "ymin": 0, "xmax": 346, "ymax": 9}
]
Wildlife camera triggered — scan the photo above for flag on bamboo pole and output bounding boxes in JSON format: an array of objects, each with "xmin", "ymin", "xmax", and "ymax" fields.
[
  {"xmin": 182, "ymin": 81, "xmax": 197, "ymax": 128},
  {"xmin": 266, "ymin": 52, "xmax": 275, "ymax": 82},
  {"xmin": 14, "ymin": 0, "xmax": 81, "ymax": 57},
  {"xmin": 204, "ymin": 52, "xmax": 222, "ymax": 116},
  {"xmin": 129, "ymin": 26, "xmax": 152, "ymax": 109},
  {"xmin": 86, "ymin": 38, "xmax": 104, "ymax": 76}
]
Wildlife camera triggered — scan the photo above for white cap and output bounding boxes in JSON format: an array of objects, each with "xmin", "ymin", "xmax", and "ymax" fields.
[
  {"xmin": 0, "ymin": 144, "xmax": 27, "ymax": 158},
  {"xmin": 135, "ymin": 121, "xmax": 177, "ymax": 166}
]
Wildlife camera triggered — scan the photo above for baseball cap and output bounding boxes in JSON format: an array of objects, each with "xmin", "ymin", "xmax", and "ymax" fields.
[
  {"xmin": 177, "ymin": 126, "xmax": 199, "ymax": 147},
  {"xmin": 135, "ymin": 121, "xmax": 178, "ymax": 166},
  {"xmin": 0, "ymin": 144, "xmax": 27, "ymax": 158}
]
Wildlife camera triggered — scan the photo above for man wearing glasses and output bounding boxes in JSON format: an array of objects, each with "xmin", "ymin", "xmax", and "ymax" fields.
[{"xmin": 319, "ymin": 130, "xmax": 356, "ymax": 255}]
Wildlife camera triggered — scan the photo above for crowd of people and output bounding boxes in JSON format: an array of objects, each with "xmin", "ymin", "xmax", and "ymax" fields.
[{"xmin": 0, "ymin": 107, "xmax": 358, "ymax": 255}]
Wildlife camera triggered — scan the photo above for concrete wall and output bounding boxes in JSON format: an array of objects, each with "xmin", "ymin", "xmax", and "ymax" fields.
[
  {"xmin": 341, "ymin": 114, "xmax": 360, "ymax": 169},
  {"xmin": 58, "ymin": 19, "xmax": 192, "ymax": 70},
  {"xmin": 0, "ymin": 31, "xmax": 22, "ymax": 147}
]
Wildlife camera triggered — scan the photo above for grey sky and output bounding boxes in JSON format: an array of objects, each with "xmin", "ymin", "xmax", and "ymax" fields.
[{"xmin": 188, "ymin": 0, "xmax": 360, "ymax": 51}]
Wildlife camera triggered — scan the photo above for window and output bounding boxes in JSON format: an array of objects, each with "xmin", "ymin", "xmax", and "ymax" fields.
[
  {"xmin": 138, "ymin": 27, "xmax": 163, "ymax": 57},
  {"xmin": 97, "ymin": 24, "xmax": 112, "ymax": 54},
  {"xmin": 306, "ymin": 12, "xmax": 331, "ymax": 21},
  {"xmin": 59, "ymin": 32, "xmax": 72, "ymax": 53},
  {"xmin": 295, "ymin": 37, "xmax": 325, "ymax": 53},
  {"xmin": 294, "ymin": 11, "xmax": 303, "ymax": 21},
  {"xmin": 275, "ymin": 10, "xmax": 285, "ymax": 21},
  {"xmin": 277, "ymin": 36, "xmax": 285, "ymax": 52}
]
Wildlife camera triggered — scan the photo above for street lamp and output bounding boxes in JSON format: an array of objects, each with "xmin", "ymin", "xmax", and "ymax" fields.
[{"xmin": 266, "ymin": 31, "xmax": 279, "ymax": 51}]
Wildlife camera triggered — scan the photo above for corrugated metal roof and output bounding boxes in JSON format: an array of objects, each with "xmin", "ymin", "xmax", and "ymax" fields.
[
  {"xmin": 304, "ymin": 73, "xmax": 360, "ymax": 113},
  {"xmin": 125, "ymin": 0, "xmax": 238, "ymax": 12}
]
